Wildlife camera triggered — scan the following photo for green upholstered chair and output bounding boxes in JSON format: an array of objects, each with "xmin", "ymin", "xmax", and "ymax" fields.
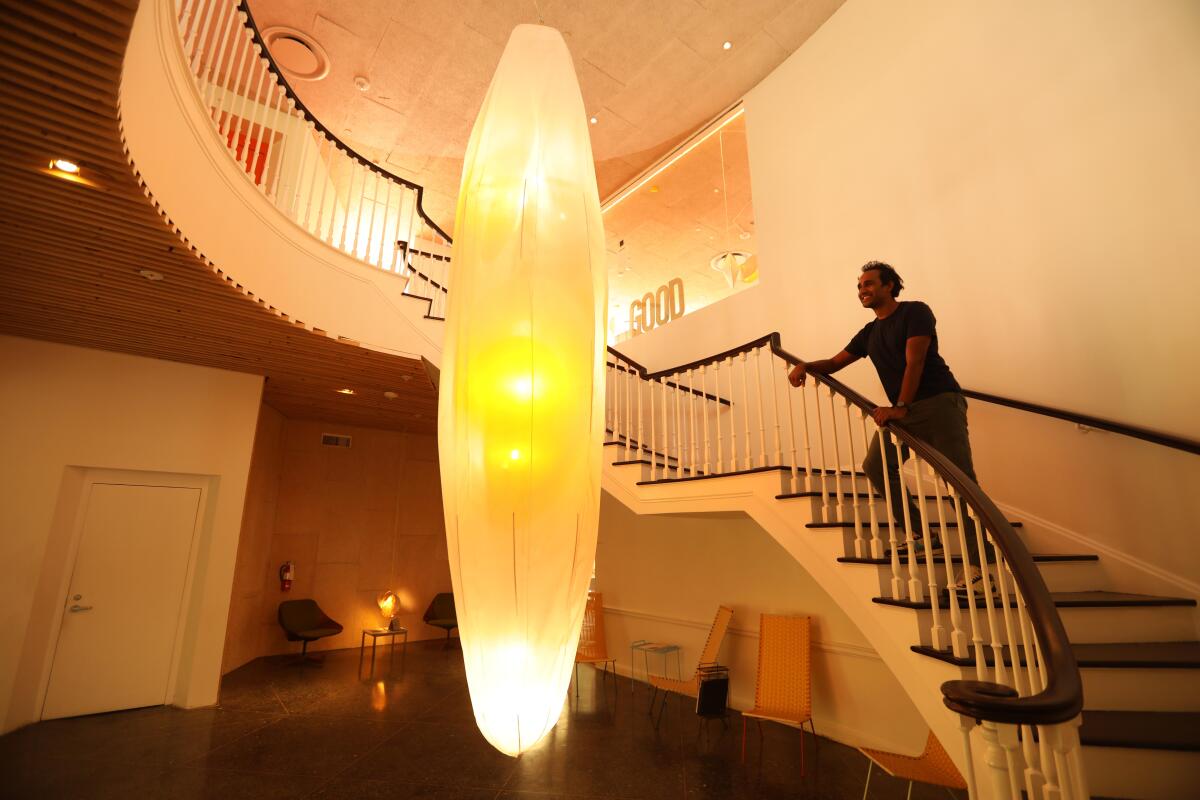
[
  {"xmin": 277, "ymin": 599, "xmax": 343, "ymax": 660},
  {"xmin": 423, "ymin": 592, "xmax": 458, "ymax": 645}
]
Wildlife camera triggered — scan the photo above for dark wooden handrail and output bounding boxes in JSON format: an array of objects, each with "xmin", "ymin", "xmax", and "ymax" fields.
[
  {"xmin": 605, "ymin": 348, "xmax": 732, "ymax": 405},
  {"xmin": 237, "ymin": 1, "xmax": 452, "ymax": 243},
  {"xmin": 961, "ymin": 390, "xmax": 1199, "ymax": 456},
  {"xmin": 610, "ymin": 332, "xmax": 1084, "ymax": 727}
]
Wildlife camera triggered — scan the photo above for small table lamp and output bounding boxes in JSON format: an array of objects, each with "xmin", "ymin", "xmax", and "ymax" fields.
[{"xmin": 377, "ymin": 590, "xmax": 401, "ymax": 631}]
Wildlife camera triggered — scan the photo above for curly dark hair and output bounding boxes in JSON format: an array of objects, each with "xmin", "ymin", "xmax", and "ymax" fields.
[{"xmin": 861, "ymin": 261, "xmax": 903, "ymax": 298}]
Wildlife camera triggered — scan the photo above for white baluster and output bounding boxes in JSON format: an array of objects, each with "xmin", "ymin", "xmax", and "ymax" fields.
[
  {"xmin": 202, "ymin": 2, "xmax": 236, "ymax": 115},
  {"xmin": 260, "ymin": 80, "xmax": 288, "ymax": 197},
  {"xmin": 739, "ymin": 352, "xmax": 751, "ymax": 470},
  {"xmin": 687, "ymin": 369, "xmax": 698, "ymax": 475},
  {"xmin": 753, "ymin": 346, "xmax": 767, "ymax": 467},
  {"xmin": 217, "ymin": 15, "xmax": 251, "ymax": 138},
  {"xmin": 957, "ymin": 715, "xmax": 983, "ymax": 800},
  {"xmin": 635, "ymin": 366, "xmax": 644, "ymax": 466},
  {"xmin": 844, "ymin": 399, "xmax": 865, "ymax": 559},
  {"xmin": 188, "ymin": 0, "xmax": 217, "ymax": 74},
  {"xmin": 714, "ymin": 360, "xmax": 725, "ymax": 474},
  {"xmin": 949, "ymin": 487, "xmax": 987, "ymax": 679},
  {"xmin": 351, "ymin": 164, "xmax": 371, "ymax": 255},
  {"xmin": 363, "ymin": 172, "xmax": 383, "ymax": 266},
  {"xmin": 700, "ymin": 364, "xmax": 711, "ymax": 475},
  {"xmin": 859, "ymin": 414, "xmax": 883, "ymax": 559},
  {"xmin": 625, "ymin": 360, "xmax": 634, "ymax": 460},
  {"xmin": 911, "ymin": 458, "xmax": 946, "ymax": 649},
  {"xmin": 228, "ymin": 42, "xmax": 261, "ymax": 151},
  {"xmin": 769, "ymin": 351, "xmax": 783, "ymax": 468},
  {"xmin": 784, "ymin": 364, "xmax": 800, "ymax": 493},
  {"xmin": 179, "ymin": 0, "xmax": 203, "ymax": 61},
  {"xmin": 826, "ymin": 385, "xmax": 846, "ymax": 522},
  {"xmin": 375, "ymin": 179, "xmax": 394, "ymax": 268},
  {"xmin": 673, "ymin": 373, "xmax": 684, "ymax": 477},
  {"xmin": 879, "ymin": 428, "xmax": 904, "ymax": 599},
  {"xmin": 660, "ymin": 377, "xmax": 670, "ymax": 479},
  {"xmin": 934, "ymin": 476, "xmax": 968, "ymax": 659},
  {"xmin": 890, "ymin": 433, "xmax": 923, "ymax": 602},
  {"xmin": 812, "ymin": 383, "xmax": 830, "ymax": 518},
  {"xmin": 648, "ymin": 370, "xmax": 657, "ymax": 479},
  {"xmin": 972, "ymin": 509, "xmax": 1009, "ymax": 687},
  {"xmin": 314, "ymin": 138, "xmax": 336, "ymax": 239},
  {"xmin": 979, "ymin": 721, "xmax": 1021, "ymax": 800},
  {"xmin": 240, "ymin": 68, "xmax": 270, "ymax": 171}
]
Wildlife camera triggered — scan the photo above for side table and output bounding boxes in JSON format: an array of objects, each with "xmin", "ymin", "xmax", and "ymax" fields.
[
  {"xmin": 630, "ymin": 639, "xmax": 682, "ymax": 694},
  {"xmin": 360, "ymin": 627, "xmax": 408, "ymax": 675}
]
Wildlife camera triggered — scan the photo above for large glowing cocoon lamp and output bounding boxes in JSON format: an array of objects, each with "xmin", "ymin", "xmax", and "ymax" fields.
[{"xmin": 438, "ymin": 25, "xmax": 606, "ymax": 757}]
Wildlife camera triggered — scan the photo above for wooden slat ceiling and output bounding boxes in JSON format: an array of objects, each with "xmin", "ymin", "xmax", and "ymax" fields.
[{"xmin": 0, "ymin": 0, "xmax": 438, "ymax": 434}]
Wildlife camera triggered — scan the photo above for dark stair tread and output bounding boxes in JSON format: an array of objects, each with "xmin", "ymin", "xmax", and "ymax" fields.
[
  {"xmin": 841, "ymin": 552, "xmax": 1097, "ymax": 566},
  {"xmin": 777, "ymin": 490, "xmax": 949, "ymax": 501},
  {"xmin": 1080, "ymin": 710, "xmax": 1200, "ymax": 751},
  {"xmin": 635, "ymin": 464, "xmax": 791, "ymax": 486},
  {"xmin": 874, "ymin": 590, "xmax": 1197, "ymax": 611},
  {"xmin": 912, "ymin": 641, "xmax": 1200, "ymax": 669},
  {"xmin": 809, "ymin": 520, "xmax": 1023, "ymax": 529}
]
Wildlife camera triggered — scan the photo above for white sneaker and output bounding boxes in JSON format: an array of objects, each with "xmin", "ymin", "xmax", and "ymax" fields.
[{"xmin": 951, "ymin": 566, "xmax": 997, "ymax": 598}]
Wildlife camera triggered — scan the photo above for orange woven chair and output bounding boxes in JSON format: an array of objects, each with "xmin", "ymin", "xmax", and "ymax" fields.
[
  {"xmin": 859, "ymin": 730, "xmax": 966, "ymax": 800},
  {"xmin": 648, "ymin": 605, "xmax": 734, "ymax": 718},
  {"xmin": 574, "ymin": 592, "xmax": 616, "ymax": 696},
  {"xmin": 740, "ymin": 614, "xmax": 815, "ymax": 775}
]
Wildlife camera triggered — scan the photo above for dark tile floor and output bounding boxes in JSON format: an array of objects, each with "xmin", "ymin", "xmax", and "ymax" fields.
[{"xmin": 0, "ymin": 641, "xmax": 963, "ymax": 799}]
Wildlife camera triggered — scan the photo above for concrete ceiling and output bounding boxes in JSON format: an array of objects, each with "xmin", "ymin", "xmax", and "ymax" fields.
[{"xmin": 248, "ymin": 0, "xmax": 844, "ymax": 236}]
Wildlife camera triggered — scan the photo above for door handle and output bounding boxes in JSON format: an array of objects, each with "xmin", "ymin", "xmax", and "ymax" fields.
[{"xmin": 68, "ymin": 604, "xmax": 93, "ymax": 613}]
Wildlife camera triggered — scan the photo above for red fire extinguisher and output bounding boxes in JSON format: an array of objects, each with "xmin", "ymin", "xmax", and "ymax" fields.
[{"xmin": 279, "ymin": 561, "xmax": 295, "ymax": 592}]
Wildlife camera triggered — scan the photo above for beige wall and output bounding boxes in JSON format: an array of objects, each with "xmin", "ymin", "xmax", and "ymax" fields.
[
  {"xmin": 221, "ymin": 404, "xmax": 286, "ymax": 673},
  {"xmin": 595, "ymin": 493, "xmax": 928, "ymax": 753},
  {"xmin": 0, "ymin": 336, "xmax": 263, "ymax": 734},
  {"xmin": 627, "ymin": 0, "xmax": 1200, "ymax": 442},
  {"xmin": 222, "ymin": 417, "xmax": 453, "ymax": 665}
]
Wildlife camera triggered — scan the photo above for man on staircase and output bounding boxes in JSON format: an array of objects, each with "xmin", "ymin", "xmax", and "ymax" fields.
[{"xmin": 787, "ymin": 261, "xmax": 989, "ymax": 589}]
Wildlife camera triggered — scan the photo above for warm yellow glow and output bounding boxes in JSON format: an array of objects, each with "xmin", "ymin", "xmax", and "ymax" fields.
[
  {"xmin": 336, "ymin": 388, "xmax": 355, "ymax": 395},
  {"xmin": 377, "ymin": 590, "xmax": 398, "ymax": 618},
  {"xmin": 50, "ymin": 158, "xmax": 80, "ymax": 173},
  {"xmin": 439, "ymin": 24, "xmax": 606, "ymax": 758}
]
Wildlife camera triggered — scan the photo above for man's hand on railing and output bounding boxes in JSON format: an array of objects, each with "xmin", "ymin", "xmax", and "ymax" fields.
[
  {"xmin": 788, "ymin": 362, "xmax": 808, "ymax": 387},
  {"xmin": 871, "ymin": 406, "xmax": 909, "ymax": 425}
]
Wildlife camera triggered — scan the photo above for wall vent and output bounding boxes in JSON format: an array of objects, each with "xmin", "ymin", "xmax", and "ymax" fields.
[{"xmin": 321, "ymin": 433, "xmax": 352, "ymax": 448}]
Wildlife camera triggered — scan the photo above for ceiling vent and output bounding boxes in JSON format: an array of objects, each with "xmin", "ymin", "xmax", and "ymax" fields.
[
  {"xmin": 321, "ymin": 433, "xmax": 352, "ymax": 448},
  {"xmin": 261, "ymin": 26, "xmax": 330, "ymax": 81}
]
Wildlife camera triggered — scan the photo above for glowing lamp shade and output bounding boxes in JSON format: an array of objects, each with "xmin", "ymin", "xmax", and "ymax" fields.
[
  {"xmin": 438, "ymin": 24, "xmax": 606, "ymax": 757},
  {"xmin": 377, "ymin": 590, "xmax": 398, "ymax": 620}
]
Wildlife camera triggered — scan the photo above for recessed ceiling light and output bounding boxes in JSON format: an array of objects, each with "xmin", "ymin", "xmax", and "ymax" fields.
[
  {"xmin": 400, "ymin": 375, "xmax": 412, "ymax": 382},
  {"xmin": 50, "ymin": 158, "xmax": 80, "ymax": 173},
  {"xmin": 137, "ymin": 269, "xmax": 164, "ymax": 281},
  {"xmin": 354, "ymin": 75, "xmax": 370, "ymax": 92},
  {"xmin": 337, "ymin": 388, "xmax": 356, "ymax": 395},
  {"xmin": 383, "ymin": 390, "xmax": 398, "ymax": 399},
  {"xmin": 722, "ymin": 41, "xmax": 732, "ymax": 50},
  {"xmin": 589, "ymin": 115, "xmax": 598, "ymax": 124}
]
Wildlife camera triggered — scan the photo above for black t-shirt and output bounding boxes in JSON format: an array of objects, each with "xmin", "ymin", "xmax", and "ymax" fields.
[{"xmin": 845, "ymin": 301, "xmax": 961, "ymax": 405}]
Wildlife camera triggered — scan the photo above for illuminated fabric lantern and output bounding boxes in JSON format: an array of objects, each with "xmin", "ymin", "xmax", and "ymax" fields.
[{"xmin": 437, "ymin": 25, "xmax": 607, "ymax": 757}]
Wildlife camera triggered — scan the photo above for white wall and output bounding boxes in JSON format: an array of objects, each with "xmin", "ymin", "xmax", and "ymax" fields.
[
  {"xmin": 0, "ymin": 336, "xmax": 263, "ymax": 734},
  {"xmin": 624, "ymin": 0, "xmax": 1200, "ymax": 441},
  {"xmin": 743, "ymin": 0, "xmax": 1200, "ymax": 439},
  {"xmin": 595, "ymin": 492, "xmax": 928, "ymax": 753}
]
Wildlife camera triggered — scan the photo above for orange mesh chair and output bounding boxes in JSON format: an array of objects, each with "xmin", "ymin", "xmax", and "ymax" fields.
[
  {"xmin": 648, "ymin": 605, "xmax": 734, "ymax": 718},
  {"xmin": 859, "ymin": 731, "xmax": 966, "ymax": 800},
  {"xmin": 574, "ymin": 592, "xmax": 616, "ymax": 696},
  {"xmin": 740, "ymin": 614, "xmax": 814, "ymax": 774}
]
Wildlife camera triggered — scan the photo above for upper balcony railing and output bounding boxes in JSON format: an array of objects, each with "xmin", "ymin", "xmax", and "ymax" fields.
[{"xmin": 172, "ymin": 0, "xmax": 451, "ymax": 318}]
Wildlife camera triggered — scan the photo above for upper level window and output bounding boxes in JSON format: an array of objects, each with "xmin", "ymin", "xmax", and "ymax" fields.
[{"xmin": 604, "ymin": 108, "xmax": 758, "ymax": 343}]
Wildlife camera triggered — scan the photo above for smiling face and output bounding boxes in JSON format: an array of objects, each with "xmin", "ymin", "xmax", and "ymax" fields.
[{"xmin": 857, "ymin": 269, "xmax": 893, "ymax": 309}]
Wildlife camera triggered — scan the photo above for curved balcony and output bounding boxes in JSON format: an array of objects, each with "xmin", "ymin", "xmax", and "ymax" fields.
[{"xmin": 120, "ymin": 0, "xmax": 450, "ymax": 361}]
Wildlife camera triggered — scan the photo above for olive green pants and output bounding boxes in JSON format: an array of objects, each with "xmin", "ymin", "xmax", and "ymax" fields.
[{"xmin": 862, "ymin": 392, "xmax": 989, "ymax": 562}]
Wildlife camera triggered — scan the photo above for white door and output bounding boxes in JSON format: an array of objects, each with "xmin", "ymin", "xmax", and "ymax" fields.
[{"xmin": 42, "ymin": 483, "xmax": 201, "ymax": 720}]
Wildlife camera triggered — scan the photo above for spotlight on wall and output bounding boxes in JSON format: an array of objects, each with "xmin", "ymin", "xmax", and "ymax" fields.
[
  {"xmin": 722, "ymin": 41, "xmax": 732, "ymax": 50},
  {"xmin": 50, "ymin": 158, "xmax": 80, "ymax": 173},
  {"xmin": 336, "ymin": 388, "xmax": 356, "ymax": 395}
]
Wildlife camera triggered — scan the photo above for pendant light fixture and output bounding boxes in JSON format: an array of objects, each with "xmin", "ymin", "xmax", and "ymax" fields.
[{"xmin": 438, "ymin": 24, "xmax": 607, "ymax": 757}]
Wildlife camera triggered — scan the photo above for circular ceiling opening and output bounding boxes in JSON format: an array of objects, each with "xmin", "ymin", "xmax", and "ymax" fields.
[{"xmin": 261, "ymin": 26, "xmax": 329, "ymax": 81}]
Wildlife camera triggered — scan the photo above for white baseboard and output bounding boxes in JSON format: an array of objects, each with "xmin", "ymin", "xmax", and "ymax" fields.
[{"xmin": 997, "ymin": 500, "xmax": 1200, "ymax": 598}]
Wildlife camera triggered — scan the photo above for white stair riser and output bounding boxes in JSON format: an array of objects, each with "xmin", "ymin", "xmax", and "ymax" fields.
[
  {"xmin": 835, "ymin": 559, "xmax": 1106, "ymax": 599},
  {"xmin": 1081, "ymin": 744, "xmax": 1200, "ymax": 800},
  {"xmin": 1082, "ymin": 667, "xmax": 1200, "ymax": 712}
]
